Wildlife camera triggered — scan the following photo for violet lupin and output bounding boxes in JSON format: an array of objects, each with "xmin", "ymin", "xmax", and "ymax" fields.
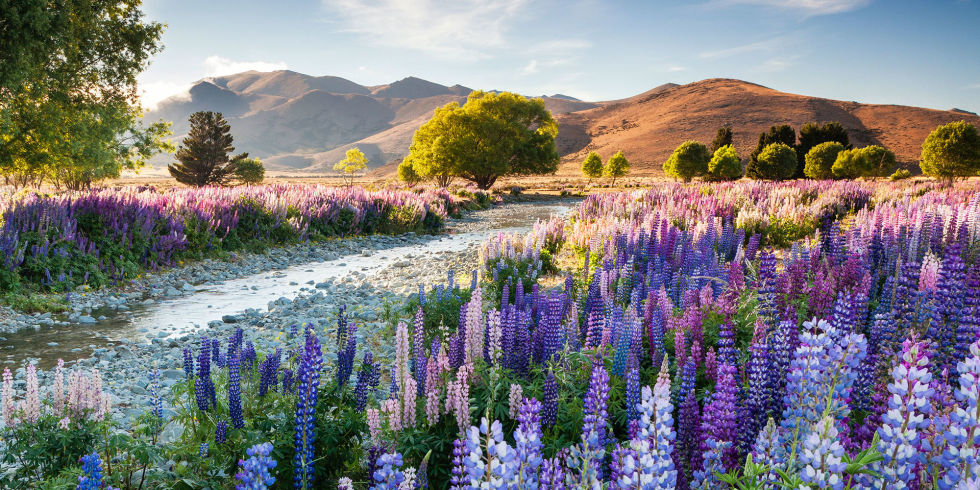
[
  {"xmin": 542, "ymin": 370, "xmax": 558, "ymax": 429},
  {"xmin": 874, "ymin": 338, "xmax": 933, "ymax": 488},
  {"xmin": 195, "ymin": 337, "xmax": 215, "ymax": 412},
  {"xmin": 258, "ymin": 348, "xmax": 281, "ymax": 397},
  {"xmin": 149, "ymin": 368, "xmax": 163, "ymax": 421},
  {"xmin": 514, "ymin": 397, "xmax": 543, "ymax": 487},
  {"xmin": 625, "ymin": 364, "xmax": 640, "ymax": 425},
  {"xmin": 355, "ymin": 350, "xmax": 377, "ymax": 411},
  {"xmin": 294, "ymin": 329, "xmax": 322, "ymax": 490},
  {"xmin": 235, "ymin": 442, "xmax": 277, "ymax": 489},
  {"xmin": 215, "ymin": 420, "xmax": 228, "ymax": 444},
  {"xmin": 937, "ymin": 339, "xmax": 980, "ymax": 488},
  {"xmin": 633, "ymin": 359, "xmax": 677, "ymax": 489},
  {"xmin": 228, "ymin": 348, "xmax": 243, "ymax": 429},
  {"xmin": 412, "ymin": 306, "xmax": 427, "ymax": 396},
  {"xmin": 700, "ymin": 362, "xmax": 737, "ymax": 470},
  {"xmin": 798, "ymin": 416, "xmax": 847, "ymax": 490},
  {"xmin": 676, "ymin": 356, "xmax": 701, "ymax": 489},
  {"xmin": 183, "ymin": 348, "xmax": 194, "ymax": 378}
]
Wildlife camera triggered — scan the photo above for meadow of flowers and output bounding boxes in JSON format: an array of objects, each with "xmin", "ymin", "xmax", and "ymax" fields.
[
  {"xmin": 0, "ymin": 184, "xmax": 467, "ymax": 292},
  {"xmin": 2, "ymin": 179, "xmax": 979, "ymax": 489}
]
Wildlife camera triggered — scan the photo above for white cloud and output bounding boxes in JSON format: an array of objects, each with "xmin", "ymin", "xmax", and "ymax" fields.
[
  {"xmin": 666, "ymin": 65, "xmax": 687, "ymax": 72},
  {"xmin": 203, "ymin": 56, "xmax": 288, "ymax": 77},
  {"xmin": 757, "ymin": 55, "xmax": 800, "ymax": 72},
  {"xmin": 139, "ymin": 80, "xmax": 192, "ymax": 110},
  {"xmin": 528, "ymin": 39, "xmax": 593, "ymax": 53},
  {"xmin": 717, "ymin": 0, "xmax": 871, "ymax": 15},
  {"xmin": 523, "ymin": 60, "xmax": 539, "ymax": 74},
  {"xmin": 321, "ymin": 0, "xmax": 527, "ymax": 58},
  {"xmin": 699, "ymin": 38, "xmax": 783, "ymax": 59}
]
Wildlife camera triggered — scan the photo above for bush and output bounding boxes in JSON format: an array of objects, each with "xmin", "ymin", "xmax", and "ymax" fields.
[
  {"xmin": 920, "ymin": 120, "xmax": 980, "ymax": 183},
  {"xmin": 604, "ymin": 151, "xmax": 630, "ymax": 185},
  {"xmin": 706, "ymin": 144, "xmax": 742, "ymax": 181},
  {"xmin": 861, "ymin": 145, "xmax": 896, "ymax": 179},
  {"xmin": 234, "ymin": 158, "xmax": 265, "ymax": 184},
  {"xmin": 831, "ymin": 148, "xmax": 868, "ymax": 179},
  {"xmin": 797, "ymin": 122, "xmax": 850, "ymax": 178},
  {"xmin": 746, "ymin": 142, "xmax": 797, "ymax": 180},
  {"xmin": 581, "ymin": 152, "xmax": 603, "ymax": 182},
  {"xmin": 889, "ymin": 168, "xmax": 912, "ymax": 181},
  {"xmin": 804, "ymin": 141, "xmax": 845, "ymax": 180},
  {"xmin": 663, "ymin": 141, "xmax": 711, "ymax": 182}
]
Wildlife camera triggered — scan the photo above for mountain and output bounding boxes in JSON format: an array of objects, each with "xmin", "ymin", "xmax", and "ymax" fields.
[
  {"xmin": 145, "ymin": 70, "xmax": 596, "ymax": 174},
  {"xmin": 553, "ymin": 78, "xmax": 980, "ymax": 175},
  {"xmin": 144, "ymin": 72, "xmax": 979, "ymax": 178}
]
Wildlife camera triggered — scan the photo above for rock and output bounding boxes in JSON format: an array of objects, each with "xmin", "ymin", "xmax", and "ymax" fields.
[
  {"xmin": 164, "ymin": 286, "xmax": 180, "ymax": 297},
  {"xmin": 78, "ymin": 315, "xmax": 97, "ymax": 324},
  {"xmin": 222, "ymin": 314, "xmax": 240, "ymax": 324}
]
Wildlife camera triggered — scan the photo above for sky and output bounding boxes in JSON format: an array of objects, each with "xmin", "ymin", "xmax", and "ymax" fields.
[{"xmin": 138, "ymin": 0, "xmax": 980, "ymax": 112}]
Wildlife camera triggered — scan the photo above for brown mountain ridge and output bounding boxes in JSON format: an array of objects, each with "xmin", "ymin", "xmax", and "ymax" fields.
[{"xmin": 145, "ymin": 72, "xmax": 979, "ymax": 177}]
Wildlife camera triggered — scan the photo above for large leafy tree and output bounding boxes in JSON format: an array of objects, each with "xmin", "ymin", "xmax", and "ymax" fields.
[
  {"xmin": 748, "ymin": 142, "xmax": 797, "ymax": 180},
  {"xmin": 335, "ymin": 147, "xmax": 368, "ymax": 187},
  {"xmin": 604, "ymin": 151, "xmax": 630, "ymax": 185},
  {"xmin": 663, "ymin": 141, "xmax": 710, "ymax": 182},
  {"xmin": 747, "ymin": 125, "xmax": 795, "ymax": 178},
  {"xmin": 796, "ymin": 122, "xmax": 850, "ymax": 178},
  {"xmin": 804, "ymin": 141, "xmax": 845, "ymax": 180},
  {"xmin": 920, "ymin": 121, "xmax": 980, "ymax": 184},
  {"xmin": 0, "ymin": 0, "xmax": 172, "ymax": 188},
  {"xmin": 400, "ymin": 91, "xmax": 559, "ymax": 189},
  {"xmin": 168, "ymin": 112, "xmax": 247, "ymax": 187},
  {"xmin": 707, "ymin": 144, "xmax": 742, "ymax": 181},
  {"xmin": 581, "ymin": 151, "xmax": 603, "ymax": 183}
]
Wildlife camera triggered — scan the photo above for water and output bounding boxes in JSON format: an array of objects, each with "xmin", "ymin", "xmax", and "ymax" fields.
[{"xmin": 1, "ymin": 200, "xmax": 576, "ymax": 367}]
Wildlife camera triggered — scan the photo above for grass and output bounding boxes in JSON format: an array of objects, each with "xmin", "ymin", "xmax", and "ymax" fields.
[{"xmin": 2, "ymin": 291, "xmax": 69, "ymax": 314}]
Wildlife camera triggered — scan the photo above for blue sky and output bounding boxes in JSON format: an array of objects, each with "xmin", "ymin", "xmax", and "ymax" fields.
[{"xmin": 138, "ymin": 0, "xmax": 980, "ymax": 112}]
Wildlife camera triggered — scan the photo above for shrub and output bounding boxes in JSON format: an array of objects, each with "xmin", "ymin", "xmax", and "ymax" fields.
[
  {"xmin": 707, "ymin": 144, "xmax": 742, "ymax": 181},
  {"xmin": 748, "ymin": 125, "xmax": 795, "ymax": 171},
  {"xmin": 234, "ymin": 158, "xmax": 265, "ymax": 184},
  {"xmin": 889, "ymin": 168, "xmax": 912, "ymax": 181},
  {"xmin": 861, "ymin": 145, "xmax": 896, "ymax": 179},
  {"xmin": 804, "ymin": 141, "xmax": 845, "ymax": 180},
  {"xmin": 797, "ymin": 122, "xmax": 850, "ymax": 178},
  {"xmin": 663, "ymin": 141, "xmax": 711, "ymax": 182},
  {"xmin": 747, "ymin": 142, "xmax": 797, "ymax": 180},
  {"xmin": 920, "ymin": 120, "xmax": 980, "ymax": 183}
]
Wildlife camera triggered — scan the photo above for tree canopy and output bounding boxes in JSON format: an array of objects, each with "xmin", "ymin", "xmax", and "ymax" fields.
[
  {"xmin": 399, "ymin": 91, "xmax": 559, "ymax": 189},
  {"xmin": 335, "ymin": 147, "xmax": 368, "ymax": 187},
  {"xmin": 710, "ymin": 126, "xmax": 734, "ymax": 153},
  {"xmin": 663, "ymin": 141, "xmax": 710, "ymax": 182},
  {"xmin": 707, "ymin": 144, "xmax": 742, "ymax": 181},
  {"xmin": 168, "ymin": 112, "xmax": 246, "ymax": 187},
  {"xmin": 804, "ymin": 141, "xmax": 845, "ymax": 180},
  {"xmin": 235, "ymin": 158, "xmax": 266, "ymax": 184},
  {"xmin": 0, "ymin": 0, "xmax": 172, "ymax": 188},
  {"xmin": 581, "ymin": 152, "xmax": 603, "ymax": 182},
  {"xmin": 748, "ymin": 142, "xmax": 797, "ymax": 180},
  {"xmin": 748, "ymin": 125, "xmax": 796, "ymax": 169},
  {"xmin": 920, "ymin": 121, "xmax": 980, "ymax": 184},
  {"xmin": 797, "ymin": 122, "xmax": 850, "ymax": 178},
  {"xmin": 604, "ymin": 151, "xmax": 630, "ymax": 185}
]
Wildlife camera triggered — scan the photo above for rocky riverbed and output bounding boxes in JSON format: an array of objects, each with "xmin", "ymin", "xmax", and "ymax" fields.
[{"xmin": 0, "ymin": 200, "xmax": 576, "ymax": 424}]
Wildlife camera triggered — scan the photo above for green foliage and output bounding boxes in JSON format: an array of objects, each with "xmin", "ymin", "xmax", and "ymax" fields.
[
  {"xmin": 710, "ymin": 126, "xmax": 734, "ymax": 153},
  {"xmin": 663, "ymin": 141, "xmax": 710, "ymax": 182},
  {"xmin": 746, "ymin": 142, "xmax": 797, "ymax": 180},
  {"xmin": 707, "ymin": 144, "xmax": 742, "ymax": 181},
  {"xmin": 748, "ymin": 124, "xmax": 796, "ymax": 172},
  {"xmin": 397, "ymin": 160, "xmax": 423, "ymax": 185},
  {"xmin": 920, "ymin": 120, "xmax": 980, "ymax": 183},
  {"xmin": 234, "ymin": 157, "xmax": 265, "ymax": 184},
  {"xmin": 804, "ymin": 141, "xmax": 845, "ymax": 180},
  {"xmin": 0, "ymin": 0, "xmax": 171, "ymax": 189},
  {"xmin": 861, "ymin": 145, "xmax": 897, "ymax": 179},
  {"xmin": 334, "ymin": 147, "xmax": 368, "ymax": 187},
  {"xmin": 889, "ymin": 168, "xmax": 912, "ymax": 181},
  {"xmin": 402, "ymin": 91, "xmax": 559, "ymax": 189},
  {"xmin": 604, "ymin": 150, "xmax": 631, "ymax": 185},
  {"xmin": 168, "ymin": 111, "xmax": 247, "ymax": 187},
  {"xmin": 1, "ymin": 291, "xmax": 68, "ymax": 313},
  {"xmin": 0, "ymin": 414, "xmax": 103, "ymax": 485},
  {"xmin": 581, "ymin": 151, "xmax": 603, "ymax": 181},
  {"xmin": 797, "ymin": 122, "xmax": 850, "ymax": 178}
]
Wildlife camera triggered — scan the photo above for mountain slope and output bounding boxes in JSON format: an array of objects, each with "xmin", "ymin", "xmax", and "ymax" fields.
[{"xmin": 554, "ymin": 78, "xmax": 980, "ymax": 175}]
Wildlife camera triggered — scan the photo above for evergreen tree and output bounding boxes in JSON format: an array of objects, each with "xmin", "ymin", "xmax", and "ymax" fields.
[
  {"xmin": 168, "ymin": 112, "xmax": 247, "ymax": 187},
  {"xmin": 747, "ymin": 125, "xmax": 796, "ymax": 179},
  {"xmin": 710, "ymin": 126, "xmax": 734, "ymax": 153}
]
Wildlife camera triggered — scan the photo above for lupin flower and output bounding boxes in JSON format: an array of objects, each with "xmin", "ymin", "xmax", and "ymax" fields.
[
  {"xmin": 581, "ymin": 357, "xmax": 611, "ymax": 468},
  {"xmin": 199, "ymin": 443, "xmax": 209, "ymax": 458},
  {"xmin": 539, "ymin": 457, "xmax": 566, "ymax": 489},
  {"xmin": 195, "ymin": 337, "xmax": 216, "ymax": 412},
  {"xmin": 355, "ymin": 350, "xmax": 378, "ymax": 411},
  {"xmin": 215, "ymin": 420, "xmax": 228, "ymax": 444},
  {"xmin": 258, "ymin": 348, "xmax": 281, "ymax": 397},
  {"xmin": 337, "ymin": 477, "xmax": 353, "ymax": 490},
  {"xmin": 24, "ymin": 363, "xmax": 39, "ymax": 424},
  {"xmin": 691, "ymin": 439, "xmax": 730, "ymax": 490},
  {"xmin": 294, "ymin": 329, "xmax": 323, "ymax": 490},
  {"xmin": 676, "ymin": 356, "xmax": 701, "ymax": 489},
  {"xmin": 53, "ymin": 358, "xmax": 65, "ymax": 414},
  {"xmin": 76, "ymin": 452, "xmax": 108, "ymax": 490},
  {"xmin": 235, "ymin": 442, "xmax": 277, "ymax": 490},
  {"xmin": 372, "ymin": 452, "xmax": 406, "ymax": 490},
  {"xmin": 798, "ymin": 416, "xmax": 847, "ymax": 490},
  {"xmin": 514, "ymin": 398, "xmax": 543, "ymax": 487},
  {"xmin": 149, "ymin": 368, "xmax": 163, "ymax": 421},
  {"xmin": 937, "ymin": 339, "xmax": 980, "ymax": 488},
  {"xmin": 508, "ymin": 383, "xmax": 523, "ymax": 419},
  {"xmin": 463, "ymin": 418, "xmax": 517, "ymax": 488},
  {"xmin": 632, "ymin": 359, "xmax": 677, "ymax": 489},
  {"xmin": 229, "ymin": 348, "xmax": 244, "ymax": 429},
  {"xmin": 542, "ymin": 369, "xmax": 558, "ymax": 429},
  {"xmin": 700, "ymin": 362, "xmax": 737, "ymax": 470},
  {"xmin": 451, "ymin": 438, "xmax": 467, "ymax": 490},
  {"xmin": 182, "ymin": 348, "xmax": 194, "ymax": 378},
  {"xmin": 875, "ymin": 338, "xmax": 934, "ymax": 488},
  {"xmin": 625, "ymin": 365, "xmax": 641, "ymax": 425}
]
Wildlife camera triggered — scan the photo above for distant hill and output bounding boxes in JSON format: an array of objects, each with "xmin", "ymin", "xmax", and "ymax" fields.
[
  {"xmin": 145, "ymin": 70, "xmax": 596, "ymax": 173},
  {"xmin": 553, "ymin": 78, "xmax": 980, "ymax": 175},
  {"xmin": 144, "ymin": 72, "xmax": 979, "ymax": 178}
]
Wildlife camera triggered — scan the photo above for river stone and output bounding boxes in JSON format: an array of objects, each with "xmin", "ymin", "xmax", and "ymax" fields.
[
  {"xmin": 221, "ymin": 314, "xmax": 240, "ymax": 323},
  {"xmin": 78, "ymin": 315, "xmax": 97, "ymax": 324}
]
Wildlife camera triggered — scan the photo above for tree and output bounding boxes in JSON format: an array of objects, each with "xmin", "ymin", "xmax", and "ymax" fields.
[
  {"xmin": 604, "ymin": 151, "xmax": 630, "ymax": 185},
  {"xmin": 663, "ymin": 141, "xmax": 710, "ymax": 182},
  {"xmin": 804, "ymin": 141, "xmax": 845, "ymax": 180},
  {"xmin": 797, "ymin": 122, "xmax": 850, "ymax": 178},
  {"xmin": 235, "ymin": 158, "xmax": 265, "ymax": 184},
  {"xmin": 747, "ymin": 125, "xmax": 796, "ymax": 178},
  {"xmin": 920, "ymin": 121, "xmax": 980, "ymax": 184},
  {"xmin": 401, "ymin": 91, "xmax": 559, "ymax": 189},
  {"xmin": 397, "ymin": 160, "xmax": 422, "ymax": 185},
  {"xmin": 168, "ymin": 112, "xmax": 247, "ymax": 187},
  {"xmin": 831, "ymin": 148, "xmax": 870, "ymax": 179},
  {"xmin": 707, "ymin": 144, "xmax": 742, "ymax": 181},
  {"xmin": 334, "ymin": 148, "xmax": 368, "ymax": 187},
  {"xmin": 0, "ymin": 0, "xmax": 171, "ymax": 188},
  {"xmin": 581, "ymin": 151, "xmax": 604, "ymax": 183},
  {"xmin": 861, "ymin": 145, "xmax": 896, "ymax": 180},
  {"xmin": 748, "ymin": 143, "xmax": 797, "ymax": 180},
  {"xmin": 710, "ymin": 126, "xmax": 734, "ymax": 153}
]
